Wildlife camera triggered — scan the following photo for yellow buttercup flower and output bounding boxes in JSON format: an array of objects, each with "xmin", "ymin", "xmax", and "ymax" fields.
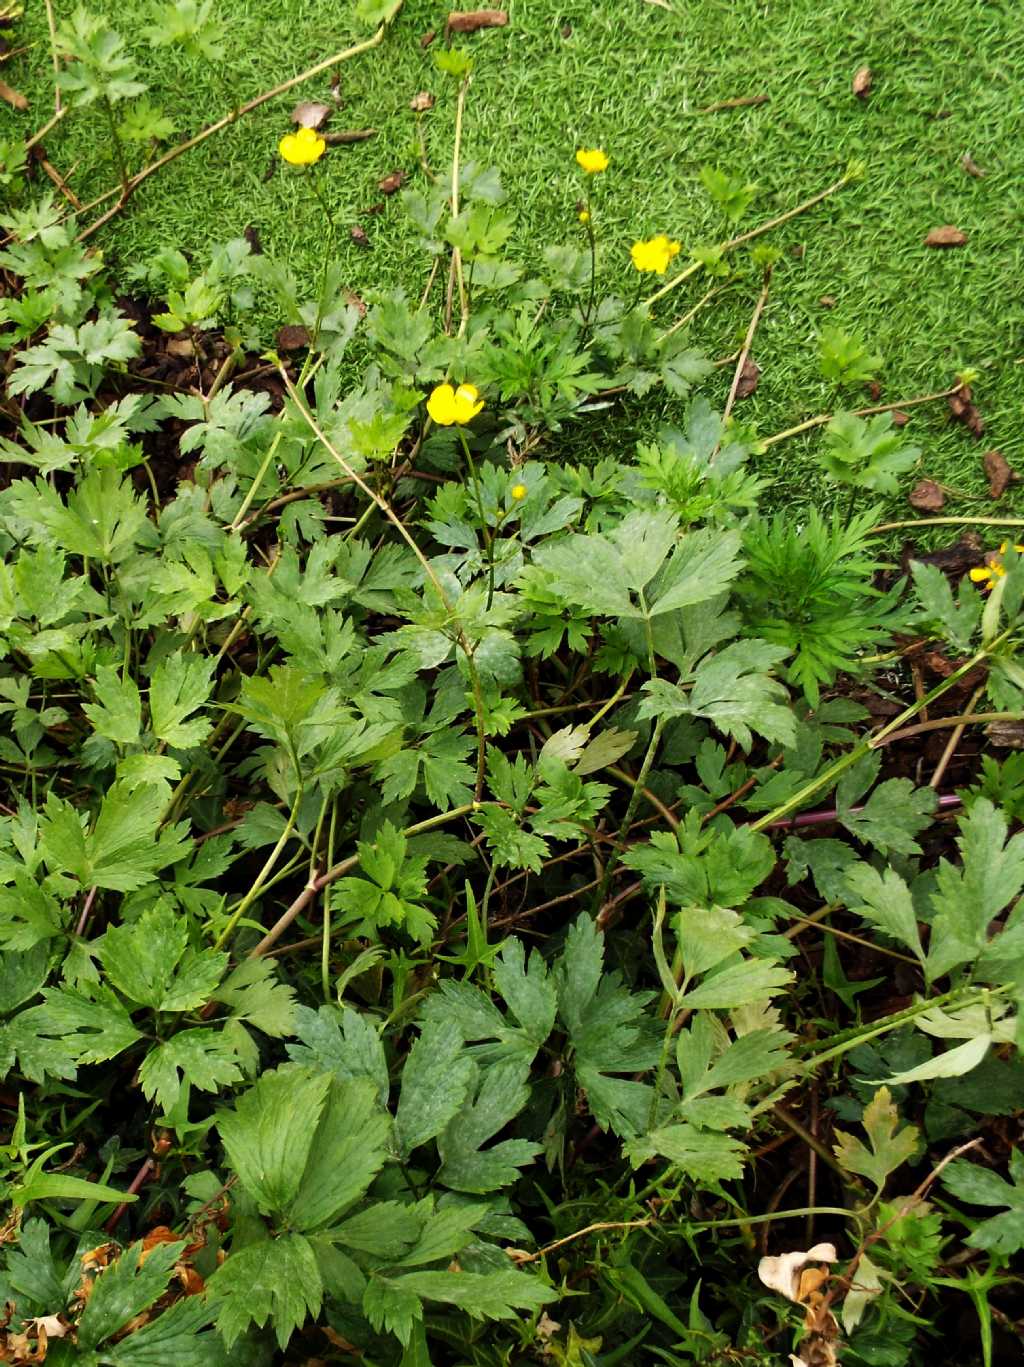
[
  {"xmin": 969, "ymin": 542, "xmax": 1024, "ymax": 590},
  {"xmin": 576, "ymin": 148, "xmax": 608, "ymax": 174},
  {"xmin": 427, "ymin": 382, "xmax": 484, "ymax": 426},
  {"xmin": 578, "ymin": 209, "xmax": 590, "ymax": 224},
  {"xmin": 630, "ymin": 234, "xmax": 682, "ymax": 275},
  {"xmin": 510, "ymin": 483, "xmax": 527, "ymax": 500},
  {"xmin": 279, "ymin": 126, "xmax": 326, "ymax": 166}
]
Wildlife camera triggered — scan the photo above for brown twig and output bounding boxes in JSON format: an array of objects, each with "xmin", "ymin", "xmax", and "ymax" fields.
[
  {"xmin": 722, "ymin": 269, "xmax": 771, "ymax": 425},
  {"xmin": 76, "ymin": 13, "xmax": 403, "ymax": 243},
  {"xmin": 103, "ymin": 1158, "xmax": 154, "ymax": 1233},
  {"xmin": 874, "ymin": 709, "xmax": 1022, "ymax": 748},
  {"xmin": 508, "ymin": 1217, "xmax": 656, "ymax": 1265},
  {"xmin": 929, "ymin": 684, "xmax": 984, "ymax": 789},
  {"xmin": 38, "ymin": 156, "xmax": 83, "ymax": 210},
  {"xmin": 764, "ymin": 384, "xmax": 963, "ymax": 448}
]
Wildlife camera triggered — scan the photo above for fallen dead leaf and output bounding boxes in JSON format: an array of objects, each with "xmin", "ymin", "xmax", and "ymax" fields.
[
  {"xmin": 30, "ymin": 1317, "xmax": 69, "ymax": 1341},
  {"xmin": 790, "ymin": 243, "xmax": 805, "ymax": 259},
  {"xmin": 276, "ymin": 325, "xmax": 310, "ymax": 352},
  {"xmin": 985, "ymin": 720, "xmax": 1024, "ymax": 749},
  {"xmin": 344, "ymin": 290, "xmax": 367, "ymax": 318},
  {"xmin": 924, "ymin": 224, "xmax": 967, "ymax": 247},
  {"xmin": 560, "ymin": 21, "xmax": 573, "ymax": 37},
  {"xmin": 891, "ymin": 410, "xmax": 910, "ymax": 427},
  {"xmin": 948, "ymin": 384, "xmax": 985, "ymax": 438},
  {"xmin": 378, "ymin": 169, "xmax": 406, "ymax": 195},
  {"xmin": 165, "ymin": 338, "xmax": 195, "ymax": 359},
  {"xmin": 819, "ymin": 295, "xmax": 836, "ymax": 308},
  {"xmin": 410, "ymin": 90, "xmax": 434, "ymax": 112},
  {"xmin": 758, "ymin": 1244, "xmax": 837, "ymax": 1303},
  {"xmin": 983, "ymin": 449, "xmax": 1018, "ymax": 499},
  {"xmin": 867, "ymin": 380, "xmax": 882, "ymax": 401},
  {"xmin": 734, "ymin": 357, "xmax": 760, "ymax": 399},
  {"xmin": 420, "ymin": 28, "xmax": 436, "ymax": 47},
  {"xmin": 852, "ymin": 65, "xmax": 872, "ymax": 98},
  {"xmin": 350, "ymin": 225, "xmax": 371, "ymax": 249},
  {"xmin": 446, "ymin": 9, "xmax": 508, "ymax": 36},
  {"xmin": 909, "ymin": 478, "xmax": 945, "ymax": 511},
  {"xmin": 291, "ymin": 100, "xmax": 332, "ymax": 130},
  {"xmin": 0, "ymin": 75, "xmax": 26, "ymax": 110},
  {"xmin": 961, "ymin": 152, "xmax": 985, "ymax": 178}
]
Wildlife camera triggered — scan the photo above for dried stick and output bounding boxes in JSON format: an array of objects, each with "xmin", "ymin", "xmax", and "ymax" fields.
[
  {"xmin": 763, "ymin": 383, "xmax": 963, "ymax": 448},
  {"xmin": 722, "ymin": 269, "xmax": 771, "ymax": 424},
  {"xmin": 77, "ymin": 11, "xmax": 403, "ymax": 243}
]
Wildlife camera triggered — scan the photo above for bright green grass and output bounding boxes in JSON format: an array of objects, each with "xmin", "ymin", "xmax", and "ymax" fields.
[{"xmin": 5, "ymin": 0, "xmax": 1023, "ymax": 521}]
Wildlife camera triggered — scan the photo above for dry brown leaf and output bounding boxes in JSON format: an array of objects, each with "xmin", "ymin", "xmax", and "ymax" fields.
[
  {"xmin": 290, "ymin": 101, "xmax": 332, "ymax": 130},
  {"xmin": 909, "ymin": 478, "xmax": 945, "ymax": 511},
  {"xmin": 924, "ymin": 224, "xmax": 967, "ymax": 247},
  {"xmin": 350, "ymin": 225, "xmax": 371, "ymax": 249},
  {"xmin": 378, "ymin": 169, "xmax": 406, "ymax": 195},
  {"xmin": 276, "ymin": 325, "xmax": 310, "ymax": 352},
  {"xmin": 819, "ymin": 295, "xmax": 836, "ymax": 308},
  {"xmin": 948, "ymin": 384, "xmax": 985, "ymax": 438},
  {"xmin": 420, "ymin": 28, "xmax": 436, "ymax": 47},
  {"xmin": 410, "ymin": 90, "xmax": 434, "ymax": 112},
  {"xmin": 734, "ymin": 357, "xmax": 760, "ymax": 399},
  {"xmin": 891, "ymin": 410, "xmax": 910, "ymax": 427},
  {"xmin": 961, "ymin": 152, "xmax": 985, "ymax": 178},
  {"xmin": 560, "ymin": 21, "xmax": 573, "ymax": 37},
  {"xmin": 758, "ymin": 1244, "xmax": 837, "ymax": 1302},
  {"xmin": 446, "ymin": 9, "xmax": 508, "ymax": 36},
  {"xmin": 852, "ymin": 65, "xmax": 872, "ymax": 98},
  {"xmin": 983, "ymin": 449, "xmax": 1018, "ymax": 499},
  {"xmin": 165, "ymin": 338, "xmax": 195, "ymax": 359},
  {"xmin": 0, "ymin": 76, "xmax": 26, "ymax": 109},
  {"xmin": 344, "ymin": 290, "xmax": 367, "ymax": 318}
]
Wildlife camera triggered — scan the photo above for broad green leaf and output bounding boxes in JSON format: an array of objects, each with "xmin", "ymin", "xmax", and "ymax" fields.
[
  {"xmin": 286, "ymin": 1004, "xmax": 388, "ymax": 1103},
  {"xmin": 216, "ymin": 1066, "xmax": 329, "ymax": 1214},
  {"xmin": 647, "ymin": 527, "xmax": 743, "ymax": 617},
  {"xmin": 98, "ymin": 1296, "xmax": 227, "ymax": 1367},
  {"xmin": 624, "ymin": 1124, "xmax": 746, "ymax": 1182},
  {"xmin": 845, "ymin": 863, "xmax": 925, "ymax": 962},
  {"xmin": 675, "ymin": 906, "xmax": 754, "ymax": 980},
  {"xmin": 77, "ymin": 1241, "xmax": 184, "ymax": 1351},
  {"xmin": 927, "ymin": 798, "xmax": 1024, "ymax": 981},
  {"xmin": 149, "ymin": 652, "xmax": 215, "ymax": 748},
  {"xmin": 394, "ymin": 1018, "xmax": 475, "ymax": 1160},
  {"xmin": 677, "ymin": 958, "xmax": 792, "ymax": 1010},
  {"xmin": 394, "ymin": 1198, "xmax": 489, "ymax": 1267},
  {"xmin": 213, "ymin": 956, "xmax": 297, "ymax": 1038},
  {"xmin": 209, "ymin": 1233, "xmax": 322, "ymax": 1349},
  {"xmin": 139, "ymin": 1029, "xmax": 243, "ymax": 1112},
  {"xmin": 868, "ymin": 1033, "xmax": 991, "ymax": 1086},
  {"xmin": 833, "ymin": 1086, "xmax": 919, "ymax": 1193},
  {"xmin": 99, "ymin": 902, "xmax": 226, "ymax": 1010},
  {"xmin": 83, "ymin": 665, "xmax": 142, "ymax": 746},
  {"xmin": 437, "ymin": 1060, "xmax": 541, "ymax": 1192},
  {"xmin": 942, "ymin": 1151, "xmax": 1024, "ymax": 1255},
  {"xmin": 287, "ymin": 1078, "xmax": 389, "ymax": 1231},
  {"xmin": 838, "ymin": 779, "xmax": 936, "ymax": 856}
]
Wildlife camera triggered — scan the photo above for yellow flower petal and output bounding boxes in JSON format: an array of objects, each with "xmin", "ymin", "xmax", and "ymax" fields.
[
  {"xmin": 969, "ymin": 566, "xmax": 993, "ymax": 583},
  {"xmin": 578, "ymin": 209, "xmax": 590, "ymax": 224},
  {"xmin": 510, "ymin": 483, "xmax": 527, "ymax": 500},
  {"xmin": 427, "ymin": 382, "xmax": 483, "ymax": 425},
  {"xmin": 575, "ymin": 148, "xmax": 609, "ymax": 174},
  {"xmin": 630, "ymin": 235, "xmax": 679, "ymax": 274},
  {"xmin": 279, "ymin": 125, "xmax": 326, "ymax": 165}
]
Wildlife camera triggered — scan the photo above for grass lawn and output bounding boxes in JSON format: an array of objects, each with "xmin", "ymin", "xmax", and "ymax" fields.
[{"xmin": 6, "ymin": 0, "xmax": 1023, "ymax": 518}]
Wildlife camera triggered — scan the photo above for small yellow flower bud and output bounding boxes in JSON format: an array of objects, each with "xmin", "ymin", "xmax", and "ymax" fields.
[
  {"xmin": 510, "ymin": 483, "xmax": 527, "ymax": 501},
  {"xmin": 578, "ymin": 209, "xmax": 590, "ymax": 224}
]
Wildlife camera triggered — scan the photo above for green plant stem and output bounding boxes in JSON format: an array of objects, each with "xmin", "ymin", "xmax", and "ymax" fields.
[
  {"xmin": 322, "ymin": 798, "xmax": 338, "ymax": 1003},
  {"xmin": 748, "ymin": 626, "xmax": 1014, "ymax": 832},
  {"xmin": 229, "ymin": 431, "xmax": 284, "ymax": 531},
  {"xmin": 449, "ymin": 75, "xmax": 471, "ymax": 333},
  {"xmin": 581, "ymin": 201, "xmax": 597, "ymax": 331},
  {"xmin": 592, "ymin": 718, "xmax": 665, "ymax": 915},
  {"xmin": 248, "ymin": 801, "xmax": 484, "ymax": 957},
  {"xmin": 643, "ymin": 169, "xmax": 854, "ymax": 309},
  {"xmin": 276, "ymin": 363, "xmax": 490, "ymax": 798},
  {"xmin": 213, "ymin": 782, "xmax": 304, "ymax": 950},
  {"xmin": 871, "ymin": 515, "xmax": 1024, "ymax": 535},
  {"xmin": 306, "ymin": 171, "xmax": 337, "ymax": 348},
  {"xmin": 797, "ymin": 987, "xmax": 1001, "ymax": 1071},
  {"xmin": 458, "ymin": 428, "xmax": 495, "ymax": 605}
]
